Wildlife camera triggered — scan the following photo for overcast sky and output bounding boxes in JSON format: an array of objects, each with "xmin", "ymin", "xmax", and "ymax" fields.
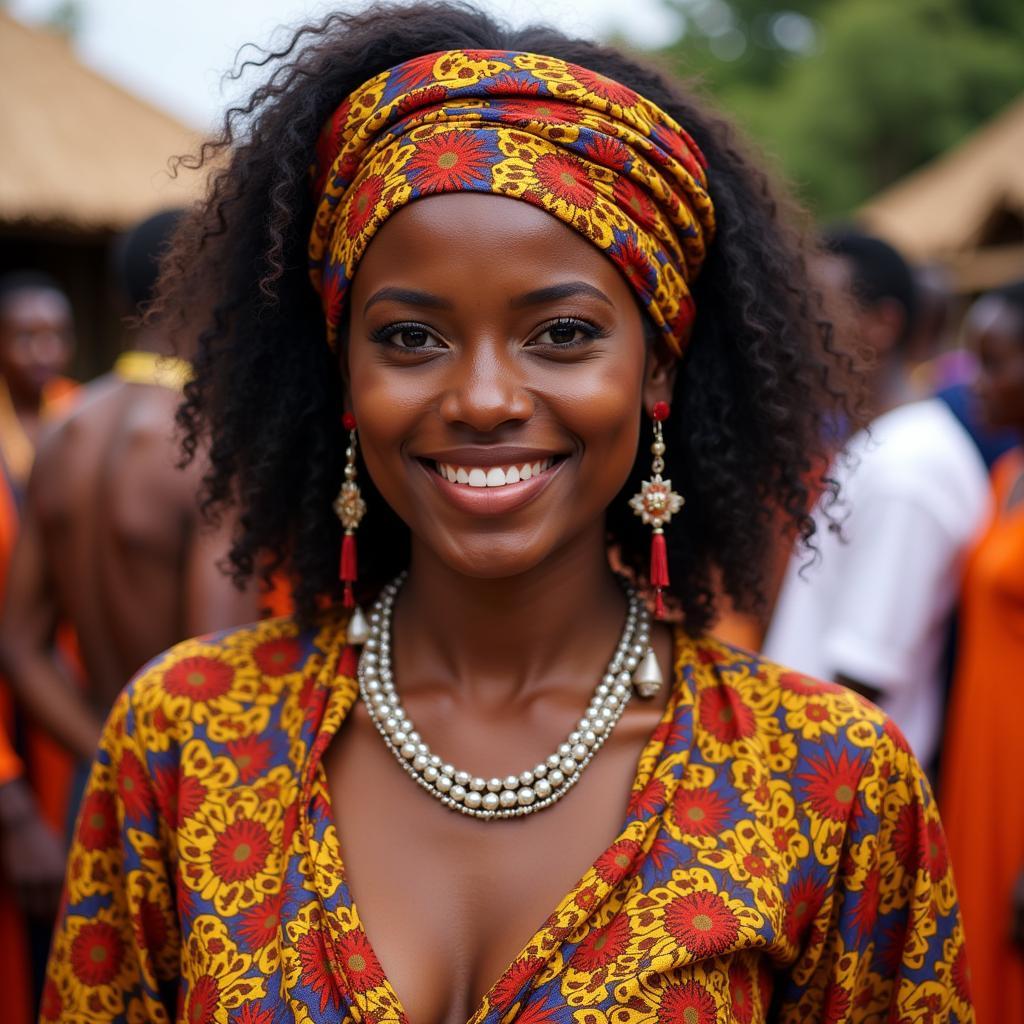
[{"xmin": 9, "ymin": 0, "xmax": 682, "ymax": 128}]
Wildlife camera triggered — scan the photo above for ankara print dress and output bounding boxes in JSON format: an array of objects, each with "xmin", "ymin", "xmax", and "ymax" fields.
[{"xmin": 44, "ymin": 615, "xmax": 972, "ymax": 1023}]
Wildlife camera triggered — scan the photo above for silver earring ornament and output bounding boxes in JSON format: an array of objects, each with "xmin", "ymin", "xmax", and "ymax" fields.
[
  {"xmin": 627, "ymin": 400, "xmax": 683, "ymax": 698},
  {"xmin": 334, "ymin": 413, "xmax": 369, "ymax": 645}
]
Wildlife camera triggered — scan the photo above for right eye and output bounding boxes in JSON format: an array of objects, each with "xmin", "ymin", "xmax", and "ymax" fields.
[{"xmin": 370, "ymin": 322, "xmax": 444, "ymax": 350}]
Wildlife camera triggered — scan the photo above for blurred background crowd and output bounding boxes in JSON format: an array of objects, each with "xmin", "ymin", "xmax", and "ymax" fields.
[{"xmin": 0, "ymin": 0, "xmax": 1022, "ymax": 1021}]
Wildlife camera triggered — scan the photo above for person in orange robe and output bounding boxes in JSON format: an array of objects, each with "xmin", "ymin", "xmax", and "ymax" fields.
[
  {"xmin": 941, "ymin": 279, "xmax": 1024, "ymax": 1023},
  {"xmin": 0, "ymin": 271, "xmax": 78, "ymax": 1024}
]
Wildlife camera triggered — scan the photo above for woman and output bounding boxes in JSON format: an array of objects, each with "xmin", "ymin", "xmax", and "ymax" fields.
[
  {"xmin": 941, "ymin": 280, "xmax": 1024, "ymax": 1024},
  {"xmin": 43, "ymin": 6, "xmax": 970, "ymax": 1022}
]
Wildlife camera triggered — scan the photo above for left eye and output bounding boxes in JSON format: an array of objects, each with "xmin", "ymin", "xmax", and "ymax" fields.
[{"xmin": 531, "ymin": 319, "xmax": 596, "ymax": 347}]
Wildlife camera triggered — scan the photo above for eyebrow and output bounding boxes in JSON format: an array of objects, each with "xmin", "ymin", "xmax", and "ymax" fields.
[
  {"xmin": 363, "ymin": 287, "xmax": 454, "ymax": 313},
  {"xmin": 510, "ymin": 281, "xmax": 614, "ymax": 309}
]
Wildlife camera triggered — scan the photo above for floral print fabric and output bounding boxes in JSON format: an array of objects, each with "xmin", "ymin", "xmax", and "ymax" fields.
[
  {"xmin": 44, "ymin": 616, "xmax": 972, "ymax": 1023},
  {"xmin": 308, "ymin": 49, "xmax": 716, "ymax": 354}
]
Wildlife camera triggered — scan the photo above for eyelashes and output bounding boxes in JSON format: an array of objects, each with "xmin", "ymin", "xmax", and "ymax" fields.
[{"xmin": 367, "ymin": 316, "xmax": 610, "ymax": 353}]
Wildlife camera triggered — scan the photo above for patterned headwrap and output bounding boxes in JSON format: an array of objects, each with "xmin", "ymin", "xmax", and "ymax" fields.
[{"xmin": 308, "ymin": 49, "xmax": 716, "ymax": 355}]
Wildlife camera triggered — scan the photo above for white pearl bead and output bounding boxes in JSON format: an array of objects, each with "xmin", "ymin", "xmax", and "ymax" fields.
[
  {"xmin": 518, "ymin": 771, "xmax": 534, "ymax": 787},
  {"xmin": 471, "ymin": 777, "xmax": 486, "ymax": 792},
  {"xmin": 572, "ymin": 744, "xmax": 588, "ymax": 761},
  {"xmin": 487, "ymin": 778, "xmax": 503, "ymax": 793},
  {"xmin": 464, "ymin": 791, "xmax": 482, "ymax": 810},
  {"xmin": 430, "ymin": 755, "xmax": 442, "ymax": 768},
  {"xmin": 568, "ymin": 731, "xmax": 581, "ymax": 744},
  {"xmin": 518, "ymin": 787, "xmax": 535, "ymax": 806},
  {"xmin": 393, "ymin": 731, "xmax": 408, "ymax": 745},
  {"xmin": 533, "ymin": 764, "xmax": 547, "ymax": 778},
  {"xmin": 482, "ymin": 792, "xmax": 500, "ymax": 811},
  {"xmin": 546, "ymin": 754, "xmax": 561, "ymax": 769},
  {"xmin": 450, "ymin": 784, "xmax": 466, "ymax": 802},
  {"xmin": 558, "ymin": 743, "xmax": 572, "ymax": 757},
  {"xmin": 560, "ymin": 757, "xmax": 577, "ymax": 775},
  {"xmin": 400, "ymin": 742, "xmax": 416, "ymax": 759},
  {"xmin": 582, "ymin": 730, "xmax": 598, "ymax": 746},
  {"xmin": 499, "ymin": 790, "xmax": 517, "ymax": 808},
  {"xmin": 413, "ymin": 754, "xmax": 429, "ymax": 771},
  {"xmin": 436, "ymin": 776, "xmax": 452, "ymax": 793},
  {"xmin": 503, "ymin": 775, "xmax": 519, "ymax": 791},
  {"xmin": 454, "ymin": 771, "xmax": 471, "ymax": 787},
  {"xmin": 442, "ymin": 764, "xmax": 455, "ymax": 777},
  {"xmin": 534, "ymin": 779, "xmax": 552, "ymax": 799},
  {"xmin": 548, "ymin": 769, "xmax": 565, "ymax": 787},
  {"xmin": 423, "ymin": 765, "xmax": 439, "ymax": 782},
  {"xmin": 592, "ymin": 718, "xmax": 608, "ymax": 733}
]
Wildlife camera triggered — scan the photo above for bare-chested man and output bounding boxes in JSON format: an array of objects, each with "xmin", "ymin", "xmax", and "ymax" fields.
[{"xmin": 0, "ymin": 211, "xmax": 259, "ymax": 793}]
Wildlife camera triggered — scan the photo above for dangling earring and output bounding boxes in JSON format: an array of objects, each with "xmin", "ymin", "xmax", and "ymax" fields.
[
  {"xmin": 629, "ymin": 401, "xmax": 683, "ymax": 621},
  {"xmin": 334, "ymin": 412, "xmax": 369, "ymax": 645}
]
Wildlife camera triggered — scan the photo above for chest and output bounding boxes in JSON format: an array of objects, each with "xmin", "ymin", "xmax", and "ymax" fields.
[{"xmin": 323, "ymin": 697, "xmax": 663, "ymax": 1024}]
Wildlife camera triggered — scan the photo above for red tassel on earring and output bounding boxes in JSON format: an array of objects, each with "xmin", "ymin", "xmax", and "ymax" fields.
[
  {"xmin": 340, "ymin": 533, "xmax": 358, "ymax": 608},
  {"xmin": 650, "ymin": 531, "xmax": 669, "ymax": 620}
]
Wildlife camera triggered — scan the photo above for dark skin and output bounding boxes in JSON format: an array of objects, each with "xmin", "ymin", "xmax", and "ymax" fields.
[
  {"xmin": 0, "ymin": 326, "xmax": 260, "ymax": 763},
  {"xmin": 0, "ymin": 288, "xmax": 74, "ymax": 439},
  {"xmin": 966, "ymin": 295, "xmax": 1024, "ymax": 951},
  {"xmin": 324, "ymin": 194, "xmax": 675, "ymax": 1024}
]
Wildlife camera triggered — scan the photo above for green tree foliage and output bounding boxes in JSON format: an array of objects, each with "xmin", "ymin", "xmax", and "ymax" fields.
[{"xmin": 653, "ymin": 0, "xmax": 1024, "ymax": 216}]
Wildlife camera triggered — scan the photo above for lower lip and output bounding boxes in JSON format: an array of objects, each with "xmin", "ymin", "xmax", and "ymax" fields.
[{"xmin": 421, "ymin": 461, "xmax": 565, "ymax": 516}]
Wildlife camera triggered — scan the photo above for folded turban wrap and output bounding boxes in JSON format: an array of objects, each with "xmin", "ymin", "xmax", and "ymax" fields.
[{"xmin": 308, "ymin": 49, "xmax": 716, "ymax": 355}]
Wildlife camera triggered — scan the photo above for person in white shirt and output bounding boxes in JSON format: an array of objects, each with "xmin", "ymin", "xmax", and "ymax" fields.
[{"xmin": 764, "ymin": 230, "xmax": 989, "ymax": 770}]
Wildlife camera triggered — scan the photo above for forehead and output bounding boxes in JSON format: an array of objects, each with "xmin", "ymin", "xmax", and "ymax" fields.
[{"xmin": 352, "ymin": 193, "xmax": 631, "ymax": 298}]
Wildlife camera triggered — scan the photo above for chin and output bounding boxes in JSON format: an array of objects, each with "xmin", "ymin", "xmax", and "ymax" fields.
[{"xmin": 427, "ymin": 532, "xmax": 562, "ymax": 582}]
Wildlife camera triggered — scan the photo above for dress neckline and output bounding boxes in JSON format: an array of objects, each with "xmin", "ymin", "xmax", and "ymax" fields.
[{"xmin": 302, "ymin": 621, "xmax": 697, "ymax": 1024}]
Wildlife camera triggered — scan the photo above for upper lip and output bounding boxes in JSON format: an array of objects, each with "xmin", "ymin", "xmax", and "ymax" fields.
[{"xmin": 417, "ymin": 447, "xmax": 568, "ymax": 467}]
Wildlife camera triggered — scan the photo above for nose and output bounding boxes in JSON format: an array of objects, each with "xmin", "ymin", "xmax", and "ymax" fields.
[{"xmin": 438, "ymin": 340, "xmax": 534, "ymax": 433}]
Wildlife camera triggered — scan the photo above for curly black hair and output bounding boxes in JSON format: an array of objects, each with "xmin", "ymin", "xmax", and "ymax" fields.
[{"xmin": 162, "ymin": 1, "xmax": 857, "ymax": 634}]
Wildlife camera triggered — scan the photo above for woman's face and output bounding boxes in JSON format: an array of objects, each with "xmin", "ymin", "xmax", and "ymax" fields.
[
  {"xmin": 968, "ymin": 296, "xmax": 1024, "ymax": 431},
  {"xmin": 345, "ymin": 193, "xmax": 672, "ymax": 580}
]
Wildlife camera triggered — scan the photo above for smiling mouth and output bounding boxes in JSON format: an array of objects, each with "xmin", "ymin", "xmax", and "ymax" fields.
[{"xmin": 432, "ymin": 458, "xmax": 560, "ymax": 488}]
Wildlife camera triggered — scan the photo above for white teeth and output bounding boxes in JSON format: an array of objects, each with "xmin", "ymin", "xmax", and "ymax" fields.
[{"xmin": 436, "ymin": 459, "xmax": 554, "ymax": 488}]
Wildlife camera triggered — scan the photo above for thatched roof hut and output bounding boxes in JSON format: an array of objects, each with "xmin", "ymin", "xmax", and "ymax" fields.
[
  {"xmin": 0, "ymin": 12, "xmax": 204, "ymax": 371},
  {"xmin": 860, "ymin": 96, "xmax": 1024, "ymax": 292}
]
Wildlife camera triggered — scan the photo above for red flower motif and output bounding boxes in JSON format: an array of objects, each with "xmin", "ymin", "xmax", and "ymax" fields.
[
  {"xmin": 133, "ymin": 897, "xmax": 168, "ymax": 953},
  {"xmin": 406, "ymin": 133, "xmax": 493, "ymax": 193},
  {"xmin": 234, "ymin": 1004, "xmax": 276, "ymax": 1024},
  {"xmin": 297, "ymin": 930, "xmax": 345, "ymax": 1013},
  {"xmin": 534, "ymin": 153, "xmax": 596, "ymax": 208},
  {"xmin": 210, "ymin": 818, "xmax": 271, "ymax": 883},
  {"xmin": 627, "ymin": 777, "xmax": 666, "ymax": 817},
  {"xmin": 783, "ymin": 873, "xmax": 826, "ymax": 946},
  {"xmin": 77, "ymin": 789, "xmax": 117, "ymax": 850},
  {"xmin": 584, "ymin": 134, "xmax": 632, "ymax": 171},
  {"xmin": 345, "ymin": 175, "xmax": 385, "ymax": 239},
  {"xmin": 227, "ymin": 735, "xmax": 273, "ymax": 784},
  {"xmin": 729, "ymin": 962, "xmax": 755, "ymax": 1023},
  {"xmin": 850, "ymin": 866, "xmax": 881, "ymax": 939},
  {"xmin": 164, "ymin": 656, "xmax": 235, "ymax": 702},
  {"xmin": 501, "ymin": 99, "xmax": 581, "ymax": 124},
  {"xmin": 699, "ymin": 685, "xmax": 757, "ymax": 743},
  {"xmin": 664, "ymin": 890, "xmax": 740, "ymax": 957},
  {"xmin": 338, "ymin": 930, "xmax": 386, "ymax": 992},
  {"xmin": 613, "ymin": 177, "xmax": 657, "ymax": 227},
  {"xmin": 491, "ymin": 956, "xmax": 544, "ymax": 1010},
  {"xmin": 570, "ymin": 66, "xmax": 639, "ymax": 107},
  {"xmin": 253, "ymin": 637, "xmax": 302, "ymax": 676},
  {"xmin": 238, "ymin": 891, "xmax": 283, "ymax": 950},
  {"xmin": 70, "ymin": 921, "xmax": 124, "ymax": 986},
  {"xmin": 118, "ymin": 750, "xmax": 151, "ymax": 820},
  {"xmin": 611, "ymin": 235, "xmax": 656, "ymax": 295},
  {"xmin": 891, "ymin": 800, "xmax": 923, "ymax": 875},
  {"xmin": 671, "ymin": 785, "xmax": 733, "ymax": 837},
  {"xmin": 594, "ymin": 838, "xmax": 641, "ymax": 882},
  {"xmin": 657, "ymin": 980, "xmax": 718, "ymax": 1024},
  {"xmin": 186, "ymin": 974, "xmax": 219, "ymax": 1024},
  {"xmin": 485, "ymin": 73, "xmax": 542, "ymax": 96},
  {"xmin": 925, "ymin": 819, "xmax": 949, "ymax": 880},
  {"xmin": 779, "ymin": 671, "xmax": 843, "ymax": 697},
  {"xmin": 952, "ymin": 944, "xmax": 972, "ymax": 1002},
  {"xmin": 796, "ymin": 747, "xmax": 865, "ymax": 822},
  {"xmin": 571, "ymin": 913, "xmax": 631, "ymax": 970},
  {"xmin": 39, "ymin": 979, "xmax": 62, "ymax": 1021},
  {"xmin": 822, "ymin": 982, "xmax": 852, "ymax": 1024},
  {"xmin": 395, "ymin": 84, "xmax": 447, "ymax": 117}
]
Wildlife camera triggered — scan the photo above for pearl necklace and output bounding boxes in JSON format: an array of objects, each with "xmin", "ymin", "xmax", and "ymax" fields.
[{"xmin": 356, "ymin": 575, "xmax": 656, "ymax": 819}]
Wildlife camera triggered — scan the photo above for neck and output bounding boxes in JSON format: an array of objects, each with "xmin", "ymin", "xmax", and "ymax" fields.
[{"xmin": 393, "ymin": 522, "xmax": 628, "ymax": 703}]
